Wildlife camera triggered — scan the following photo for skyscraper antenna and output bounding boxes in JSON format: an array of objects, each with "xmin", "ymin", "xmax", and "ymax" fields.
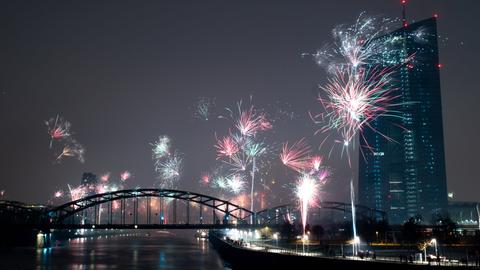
[{"xmin": 401, "ymin": 0, "xmax": 407, "ymax": 27}]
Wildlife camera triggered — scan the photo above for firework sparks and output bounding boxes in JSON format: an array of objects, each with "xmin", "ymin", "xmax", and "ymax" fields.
[
  {"xmin": 311, "ymin": 156, "xmax": 322, "ymax": 171},
  {"xmin": 226, "ymin": 174, "xmax": 246, "ymax": 194},
  {"xmin": 214, "ymin": 135, "xmax": 239, "ymax": 159},
  {"xmin": 216, "ymin": 98, "xmax": 273, "ymax": 213},
  {"xmin": 68, "ymin": 184, "xmax": 87, "ymax": 202},
  {"xmin": 155, "ymin": 151, "xmax": 182, "ymax": 188},
  {"xmin": 311, "ymin": 13, "xmax": 404, "ymax": 72},
  {"xmin": 151, "ymin": 135, "xmax": 171, "ymax": 160},
  {"xmin": 236, "ymin": 107, "xmax": 272, "ymax": 137},
  {"xmin": 295, "ymin": 174, "xmax": 319, "ymax": 236},
  {"xmin": 194, "ymin": 97, "xmax": 215, "ymax": 121},
  {"xmin": 54, "ymin": 190, "xmax": 64, "ymax": 198},
  {"xmin": 212, "ymin": 175, "xmax": 228, "ymax": 190},
  {"xmin": 200, "ymin": 172, "xmax": 210, "ymax": 186},
  {"xmin": 120, "ymin": 171, "xmax": 131, "ymax": 181},
  {"xmin": 100, "ymin": 173, "xmax": 110, "ymax": 182},
  {"xmin": 307, "ymin": 13, "xmax": 414, "ymax": 165},
  {"xmin": 209, "ymin": 171, "xmax": 246, "ymax": 196},
  {"xmin": 56, "ymin": 140, "xmax": 85, "ymax": 163},
  {"xmin": 244, "ymin": 140, "xmax": 266, "ymax": 158},
  {"xmin": 315, "ymin": 67, "xmax": 401, "ymax": 146},
  {"xmin": 45, "ymin": 115, "xmax": 71, "ymax": 148},
  {"xmin": 280, "ymin": 138, "xmax": 312, "ymax": 172}
]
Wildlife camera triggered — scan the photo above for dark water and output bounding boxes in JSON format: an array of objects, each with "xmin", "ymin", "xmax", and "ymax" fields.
[{"xmin": 0, "ymin": 230, "xmax": 228, "ymax": 270}]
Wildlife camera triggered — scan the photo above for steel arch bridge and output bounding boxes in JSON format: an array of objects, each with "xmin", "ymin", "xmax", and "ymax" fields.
[
  {"xmin": 255, "ymin": 202, "xmax": 387, "ymax": 226},
  {"xmin": 45, "ymin": 189, "xmax": 255, "ymax": 229},
  {"xmin": 1, "ymin": 189, "xmax": 388, "ymax": 230}
]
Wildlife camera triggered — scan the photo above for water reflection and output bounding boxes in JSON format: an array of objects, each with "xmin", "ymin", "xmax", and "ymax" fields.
[{"xmin": 1, "ymin": 230, "xmax": 228, "ymax": 270}]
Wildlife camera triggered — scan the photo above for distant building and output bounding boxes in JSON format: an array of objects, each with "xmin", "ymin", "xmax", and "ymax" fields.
[
  {"xmin": 358, "ymin": 18, "xmax": 448, "ymax": 224},
  {"xmin": 448, "ymin": 201, "xmax": 480, "ymax": 227}
]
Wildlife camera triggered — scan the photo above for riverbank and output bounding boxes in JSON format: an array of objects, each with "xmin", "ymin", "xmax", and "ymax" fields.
[{"xmin": 209, "ymin": 232, "xmax": 477, "ymax": 269}]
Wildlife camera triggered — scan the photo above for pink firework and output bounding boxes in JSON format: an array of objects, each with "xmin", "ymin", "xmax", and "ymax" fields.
[
  {"xmin": 100, "ymin": 173, "xmax": 110, "ymax": 182},
  {"xmin": 200, "ymin": 172, "xmax": 210, "ymax": 185},
  {"xmin": 45, "ymin": 115, "xmax": 71, "ymax": 148},
  {"xmin": 68, "ymin": 185, "xmax": 87, "ymax": 201},
  {"xmin": 314, "ymin": 65, "xmax": 409, "ymax": 155},
  {"xmin": 311, "ymin": 156, "xmax": 322, "ymax": 171},
  {"xmin": 120, "ymin": 171, "xmax": 131, "ymax": 181},
  {"xmin": 214, "ymin": 135, "xmax": 239, "ymax": 159},
  {"xmin": 280, "ymin": 138, "xmax": 312, "ymax": 172},
  {"xmin": 54, "ymin": 190, "xmax": 64, "ymax": 198},
  {"xmin": 112, "ymin": 200, "xmax": 120, "ymax": 210},
  {"xmin": 236, "ymin": 107, "xmax": 272, "ymax": 137}
]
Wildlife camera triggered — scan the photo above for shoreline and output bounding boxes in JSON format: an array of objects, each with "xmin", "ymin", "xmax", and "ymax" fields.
[{"xmin": 209, "ymin": 232, "xmax": 476, "ymax": 269}]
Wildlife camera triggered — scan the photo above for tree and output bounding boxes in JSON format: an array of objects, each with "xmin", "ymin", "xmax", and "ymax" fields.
[
  {"xmin": 433, "ymin": 216, "xmax": 458, "ymax": 244},
  {"xmin": 280, "ymin": 222, "xmax": 295, "ymax": 240},
  {"xmin": 311, "ymin": 225, "xmax": 325, "ymax": 241},
  {"xmin": 401, "ymin": 217, "xmax": 422, "ymax": 244}
]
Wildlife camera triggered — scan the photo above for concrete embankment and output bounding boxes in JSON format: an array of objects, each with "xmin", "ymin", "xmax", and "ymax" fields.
[{"xmin": 209, "ymin": 233, "xmax": 474, "ymax": 269}]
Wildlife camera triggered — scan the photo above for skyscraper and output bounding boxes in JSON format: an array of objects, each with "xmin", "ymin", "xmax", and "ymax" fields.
[{"xmin": 358, "ymin": 17, "xmax": 448, "ymax": 224}]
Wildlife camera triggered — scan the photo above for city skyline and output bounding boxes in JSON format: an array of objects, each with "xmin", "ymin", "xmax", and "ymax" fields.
[{"xmin": 0, "ymin": 0, "xmax": 479, "ymax": 207}]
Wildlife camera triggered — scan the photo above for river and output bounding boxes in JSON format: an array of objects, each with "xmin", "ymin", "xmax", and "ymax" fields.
[{"xmin": 0, "ymin": 230, "xmax": 229, "ymax": 270}]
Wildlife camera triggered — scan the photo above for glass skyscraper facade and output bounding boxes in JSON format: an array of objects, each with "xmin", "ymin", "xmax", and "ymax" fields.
[{"xmin": 358, "ymin": 18, "xmax": 448, "ymax": 224}]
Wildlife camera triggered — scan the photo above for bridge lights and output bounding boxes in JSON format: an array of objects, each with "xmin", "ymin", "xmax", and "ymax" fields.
[{"xmin": 134, "ymin": 225, "xmax": 138, "ymax": 229}]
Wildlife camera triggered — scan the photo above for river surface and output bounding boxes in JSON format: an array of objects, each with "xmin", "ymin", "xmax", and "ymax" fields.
[{"xmin": 0, "ymin": 230, "xmax": 229, "ymax": 270}]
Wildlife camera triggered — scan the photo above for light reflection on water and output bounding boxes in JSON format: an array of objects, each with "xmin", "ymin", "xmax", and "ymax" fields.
[{"xmin": 1, "ymin": 230, "xmax": 228, "ymax": 270}]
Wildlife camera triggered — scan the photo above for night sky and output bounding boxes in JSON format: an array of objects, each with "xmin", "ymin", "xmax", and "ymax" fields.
[{"xmin": 0, "ymin": 0, "xmax": 479, "ymax": 205}]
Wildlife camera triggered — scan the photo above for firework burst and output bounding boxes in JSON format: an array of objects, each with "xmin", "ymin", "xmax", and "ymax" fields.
[
  {"xmin": 151, "ymin": 135, "xmax": 171, "ymax": 159},
  {"xmin": 120, "ymin": 171, "xmax": 131, "ymax": 181},
  {"xmin": 56, "ymin": 140, "xmax": 85, "ymax": 163},
  {"xmin": 200, "ymin": 172, "xmax": 211, "ymax": 186},
  {"xmin": 310, "ymin": 13, "xmax": 403, "ymax": 72},
  {"xmin": 68, "ymin": 184, "xmax": 87, "ymax": 202},
  {"xmin": 314, "ymin": 67, "xmax": 402, "ymax": 146},
  {"xmin": 295, "ymin": 174, "xmax": 319, "ymax": 235},
  {"xmin": 216, "ymin": 98, "xmax": 273, "ymax": 212},
  {"xmin": 45, "ymin": 115, "xmax": 71, "ymax": 148},
  {"xmin": 214, "ymin": 135, "xmax": 239, "ymax": 159},
  {"xmin": 54, "ymin": 190, "xmax": 64, "ymax": 198},
  {"xmin": 155, "ymin": 151, "xmax": 182, "ymax": 188},
  {"xmin": 235, "ymin": 107, "xmax": 272, "ymax": 137},
  {"xmin": 194, "ymin": 97, "xmax": 215, "ymax": 121},
  {"xmin": 280, "ymin": 138, "xmax": 312, "ymax": 172},
  {"xmin": 307, "ymin": 13, "xmax": 414, "ymax": 165},
  {"xmin": 100, "ymin": 173, "xmax": 110, "ymax": 182},
  {"xmin": 225, "ymin": 174, "xmax": 246, "ymax": 194}
]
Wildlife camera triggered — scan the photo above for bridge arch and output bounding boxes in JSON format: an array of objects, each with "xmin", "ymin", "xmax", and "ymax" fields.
[
  {"xmin": 47, "ymin": 189, "xmax": 253, "ymax": 226},
  {"xmin": 255, "ymin": 201, "xmax": 387, "ymax": 225}
]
